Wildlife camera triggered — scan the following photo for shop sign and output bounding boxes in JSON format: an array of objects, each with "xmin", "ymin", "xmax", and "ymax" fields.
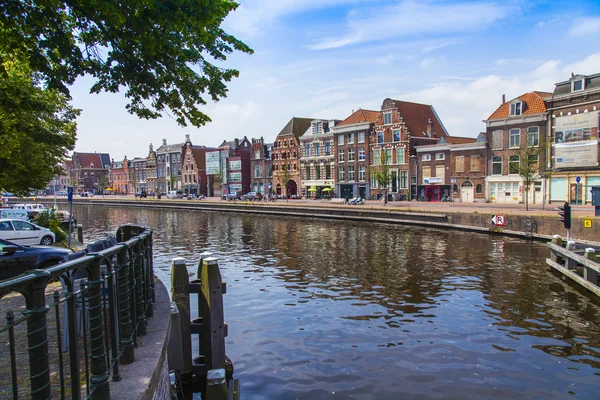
[
  {"xmin": 424, "ymin": 177, "xmax": 443, "ymax": 184},
  {"xmin": 555, "ymin": 141, "xmax": 598, "ymax": 168}
]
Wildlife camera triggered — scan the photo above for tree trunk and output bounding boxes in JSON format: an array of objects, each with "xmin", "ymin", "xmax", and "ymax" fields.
[{"xmin": 384, "ymin": 188, "xmax": 388, "ymax": 205}]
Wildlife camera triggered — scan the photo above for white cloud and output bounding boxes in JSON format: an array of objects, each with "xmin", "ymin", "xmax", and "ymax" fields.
[
  {"xmin": 568, "ymin": 17, "xmax": 600, "ymax": 36},
  {"xmin": 308, "ymin": 1, "xmax": 511, "ymax": 50},
  {"xmin": 420, "ymin": 57, "xmax": 435, "ymax": 70}
]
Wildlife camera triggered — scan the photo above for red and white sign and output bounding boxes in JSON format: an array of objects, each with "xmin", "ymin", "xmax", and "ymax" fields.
[{"xmin": 492, "ymin": 214, "xmax": 505, "ymax": 226}]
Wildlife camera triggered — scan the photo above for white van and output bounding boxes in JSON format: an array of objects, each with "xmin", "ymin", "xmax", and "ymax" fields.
[{"xmin": 166, "ymin": 190, "xmax": 178, "ymax": 199}]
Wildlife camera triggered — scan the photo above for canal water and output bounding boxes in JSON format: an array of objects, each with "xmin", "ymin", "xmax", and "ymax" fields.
[{"xmin": 74, "ymin": 204, "xmax": 600, "ymax": 399}]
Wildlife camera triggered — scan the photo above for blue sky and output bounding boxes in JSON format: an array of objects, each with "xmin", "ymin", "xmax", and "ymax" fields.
[{"xmin": 70, "ymin": 0, "xmax": 600, "ymax": 160}]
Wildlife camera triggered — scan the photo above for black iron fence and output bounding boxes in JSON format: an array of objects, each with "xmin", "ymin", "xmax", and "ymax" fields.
[{"xmin": 0, "ymin": 224, "xmax": 154, "ymax": 399}]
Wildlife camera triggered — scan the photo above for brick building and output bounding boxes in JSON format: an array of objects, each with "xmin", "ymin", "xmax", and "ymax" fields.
[
  {"xmin": 415, "ymin": 134, "xmax": 487, "ymax": 202},
  {"xmin": 131, "ymin": 157, "xmax": 147, "ymax": 194},
  {"xmin": 272, "ymin": 117, "xmax": 313, "ymax": 197},
  {"xmin": 70, "ymin": 152, "xmax": 111, "ymax": 194},
  {"xmin": 145, "ymin": 144, "xmax": 157, "ymax": 195},
  {"xmin": 545, "ymin": 73, "xmax": 600, "ymax": 204},
  {"xmin": 484, "ymin": 92, "xmax": 550, "ymax": 204},
  {"xmin": 332, "ymin": 109, "xmax": 379, "ymax": 199},
  {"xmin": 370, "ymin": 99, "xmax": 450, "ymax": 201},
  {"xmin": 182, "ymin": 139, "xmax": 214, "ymax": 196},
  {"xmin": 250, "ymin": 137, "xmax": 273, "ymax": 195},
  {"xmin": 110, "ymin": 156, "xmax": 134, "ymax": 195},
  {"xmin": 219, "ymin": 137, "xmax": 252, "ymax": 196}
]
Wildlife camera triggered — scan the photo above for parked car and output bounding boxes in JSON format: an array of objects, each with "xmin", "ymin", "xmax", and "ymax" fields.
[
  {"xmin": 222, "ymin": 192, "xmax": 240, "ymax": 200},
  {"xmin": 166, "ymin": 190, "xmax": 178, "ymax": 199},
  {"xmin": 0, "ymin": 238, "xmax": 72, "ymax": 281},
  {"xmin": 0, "ymin": 219, "xmax": 56, "ymax": 245},
  {"xmin": 55, "ymin": 191, "xmax": 67, "ymax": 196},
  {"xmin": 2, "ymin": 192, "xmax": 14, "ymax": 197},
  {"xmin": 80, "ymin": 192, "xmax": 94, "ymax": 197},
  {"xmin": 241, "ymin": 192, "xmax": 258, "ymax": 201}
]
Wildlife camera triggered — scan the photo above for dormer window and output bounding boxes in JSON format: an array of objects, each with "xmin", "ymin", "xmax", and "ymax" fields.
[
  {"xmin": 572, "ymin": 79, "xmax": 584, "ymax": 92},
  {"xmin": 510, "ymin": 101, "xmax": 523, "ymax": 116},
  {"xmin": 315, "ymin": 123, "xmax": 321, "ymax": 134}
]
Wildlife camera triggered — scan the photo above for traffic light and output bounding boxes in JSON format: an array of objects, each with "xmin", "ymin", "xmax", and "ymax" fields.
[{"xmin": 558, "ymin": 201, "xmax": 571, "ymax": 229}]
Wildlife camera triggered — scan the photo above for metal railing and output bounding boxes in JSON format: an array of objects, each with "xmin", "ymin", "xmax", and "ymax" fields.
[{"xmin": 0, "ymin": 224, "xmax": 154, "ymax": 399}]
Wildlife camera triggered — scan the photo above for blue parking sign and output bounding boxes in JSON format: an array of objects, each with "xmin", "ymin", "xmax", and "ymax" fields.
[{"xmin": 67, "ymin": 186, "xmax": 74, "ymax": 202}]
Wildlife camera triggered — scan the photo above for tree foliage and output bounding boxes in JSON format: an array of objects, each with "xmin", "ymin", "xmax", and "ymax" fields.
[
  {"xmin": 512, "ymin": 143, "xmax": 549, "ymax": 211},
  {"xmin": 369, "ymin": 147, "xmax": 392, "ymax": 204},
  {"xmin": 0, "ymin": 57, "xmax": 78, "ymax": 194},
  {"xmin": 0, "ymin": 0, "xmax": 253, "ymax": 127}
]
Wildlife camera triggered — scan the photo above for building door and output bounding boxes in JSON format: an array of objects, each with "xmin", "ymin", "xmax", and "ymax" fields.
[
  {"xmin": 461, "ymin": 181, "xmax": 474, "ymax": 203},
  {"xmin": 570, "ymin": 183, "xmax": 583, "ymax": 204},
  {"xmin": 341, "ymin": 185, "xmax": 353, "ymax": 199}
]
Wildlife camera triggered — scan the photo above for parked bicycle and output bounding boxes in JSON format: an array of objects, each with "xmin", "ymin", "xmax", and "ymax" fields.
[{"xmin": 417, "ymin": 195, "xmax": 428, "ymax": 202}]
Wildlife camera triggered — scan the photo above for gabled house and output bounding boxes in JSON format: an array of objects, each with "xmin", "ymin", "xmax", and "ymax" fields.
[
  {"xmin": 415, "ymin": 134, "xmax": 487, "ymax": 202},
  {"xmin": 219, "ymin": 137, "xmax": 252, "ymax": 196},
  {"xmin": 332, "ymin": 109, "xmax": 379, "ymax": 199},
  {"xmin": 70, "ymin": 152, "xmax": 111, "ymax": 194},
  {"xmin": 156, "ymin": 137, "xmax": 186, "ymax": 194},
  {"xmin": 272, "ymin": 117, "xmax": 313, "ymax": 197},
  {"xmin": 250, "ymin": 137, "xmax": 273, "ymax": 195},
  {"xmin": 299, "ymin": 119, "xmax": 340, "ymax": 198},
  {"xmin": 145, "ymin": 144, "xmax": 158, "ymax": 195},
  {"xmin": 182, "ymin": 137, "xmax": 215, "ymax": 196},
  {"xmin": 370, "ymin": 99, "xmax": 450, "ymax": 201},
  {"xmin": 110, "ymin": 156, "xmax": 133, "ymax": 195},
  {"xmin": 131, "ymin": 157, "xmax": 147, "ymax": 194},
  {"xmin": 545, "ymin": 73, "xmax": 600, "ymax": 204},
  {"xmin": 484, "ymin": 92, "xmax": 550, "ymax": 204}
]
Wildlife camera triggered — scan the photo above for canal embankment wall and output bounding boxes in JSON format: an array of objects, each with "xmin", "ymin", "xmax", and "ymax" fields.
[{"xmin": 51, "ymin": 199, "xmax": 600, "ymax": 244}]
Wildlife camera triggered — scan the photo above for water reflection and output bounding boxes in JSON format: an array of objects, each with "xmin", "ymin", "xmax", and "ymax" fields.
[{"xmin": 74, "ymin": 203, "xmax": 600, "ymax": 399}]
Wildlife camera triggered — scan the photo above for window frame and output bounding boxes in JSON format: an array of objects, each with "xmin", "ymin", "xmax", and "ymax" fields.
[
  {"xmin": 383, "ymin": 112, "xmax": 392, "ymax": 125},
  {"xmin": 348, "ymin": 148, "xmax": 355, "ymax": 162},
  {"xmin": 527, "ymin": 126, "xmax": 539, "ymax": 147},
  {"xmin": 377, "ymin": 131, "xmax": 384, "ymax": 144},
  {"xmin": 435, "ymin": 153, "xmax": 445, "ymax": 161},
  {"xmin": 358, "ymin": 132, "xmax": 365, "ymax": 143},
  {"xmin": 422, "ymin": 154, "xmax": 431, "ymax": 162},
  {"xmin": 510, "ymin": 101, "xmax": 522, "ymax": 116},
  {"xmin": 338, "ymin": 149, "xmax": 345, "ymax": 163},
  {"xmin": 509, "ymin": 155, "xmax": 520, "ymax": 175},
  {"xmin": 392, "ymin": 129, "xmax": 400, "ymax": 142},
  {"xmin": 572, "ymin": 79, "xmax": 584, "ymax": 92},
  {"xmin": 509, "ymin": 128, "xmax": 521, "ymax": 149},
  {"xmin": 492, "ymin": 156, "xmax": 502, "ymax": 175},
  {"xmin": 358, "ymin": 147, "xmax": 366, "ymax": 161}
]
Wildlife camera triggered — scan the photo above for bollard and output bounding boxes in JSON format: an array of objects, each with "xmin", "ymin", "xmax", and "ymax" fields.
[
  {"xmin": 550, "ymin": 235, "xmax": 563, "ymax": 263},
  {"xmin": 171, "ymin": 257, "xmax": 193, "ymax": 378},
  {"xmin": 201, "ymin": 257, "xmax": 226, "ymax": 371},
  {"xmin": 167, "ymin": 302, "xmax": 185, "ymax": 371},
  {"xmin": 584, "ymin": 248, "xmax": 598, "ymax": 285},
  {"xmin": 206, "ymin": 368, "xmax": 228, "ymax": 399},
  {"xmin": 77, "ymin": 224, "xmax": 84, "ymax": 243}
]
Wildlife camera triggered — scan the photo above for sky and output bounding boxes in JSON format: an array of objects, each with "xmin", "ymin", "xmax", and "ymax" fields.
[{"xmin": 70, "ymin": 0, "xmax": 600, "ymax": 161}]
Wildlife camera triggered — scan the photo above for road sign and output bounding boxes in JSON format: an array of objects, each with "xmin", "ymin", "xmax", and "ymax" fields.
[
  {"xmin": 67, "ymin": 186, "xmax": 74, "ymax": 203},
  {"xmin": 584, "ymin": 219, "xmax": 592, "ymax": 228},
  {"xmin": 576, "ymin": 176, "xmax": 581, "ymax": 183},
  {"xmin": 491, "ymin": 214, "xmax": 506, "ymax": 226}
]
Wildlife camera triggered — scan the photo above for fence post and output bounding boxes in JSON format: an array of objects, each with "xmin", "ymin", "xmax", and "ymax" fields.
[
  {"xmin": 116, "ymin": 244, "xmax": 135, "ymax": 364},
  {"xmin": 25, "ymin": 269, "xmax": 52, "ymax": 400},
  {"xmin": 584, "ymin": 248, "xmax": 598, "ymax": 285},
  {"xmin": 77, "ymin": 224, "xmax": 84, "ymax": 243},
  {"xmin": 550, "ymin": 235, "xmax": 563, "ymax": 263},
  {"xmin": 87, "ymin": 254, "xmax": 110, "ymax": 399},
  {"xmin": 171, "ymin": 257, "xmax": 193, "ymax": 379},
  {"xmin": 206, "ymin": 368, "xmax": 228, "ymax": 399},
  {"xmin": 201, "ymin": 257, "xmax": 226, "ymax": 371},
  {"xmin": 144, "ymin": 233, "xmax": 155, "ymax": 317},
  {"xmin": 133, "ymin": 241, "xmax": 147, "ymax": 335},
  {"xmin": 566, "ymin": 240, "xmax": 577, "ymax": 270}
]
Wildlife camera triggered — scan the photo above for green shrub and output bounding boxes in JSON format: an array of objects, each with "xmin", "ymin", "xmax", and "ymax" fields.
[{"xmin": 34, "ymin": 210, "xmax": 68, "ymax": 242}]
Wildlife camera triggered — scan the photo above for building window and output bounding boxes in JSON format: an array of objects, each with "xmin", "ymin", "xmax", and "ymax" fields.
[
  {"xmin": 314, "ymin": 143, "xmax": 321, "ymax": 157},
  {"xmin": 492, "ymin": 156, "xmax": 502, "ymax": 175},
  {"xmin": 324, "ymin": 141, "xmax": 331, "ymax": 156},
  {"xmin": 492, "ymin": 130, "xmax": 503, "ymax": 150},
  {"xmin": 527, "ymin": 154, "xmax": 539, "ymax": 166},
  {"xmin": 348, "ymin": 166, "xmax": 355, "ymax": 181},
  {"xmin": 384, "ymin": 112, "xmax": 392, "ymax": 125},
  {"xmin": 358, "ymin": 147, "xmax": 366, "ymax": 161},
  {"xmin": 304, "ymin": 144, "xmax": 310, "ymax": 157},
  {"xmin": 422, "ymin": 166, "xmax": 431, "ymax": 184},
  {"xmin": 392, "ymin": 129, "xmax": 400, "ymax": 142},
  {"xmin": 371, "ymin": 176, "xmax": 378, "ymax": 189},
  {"xmin": 359, "ymin": 165, "xmax": 366, "ymax": 181},
  {"xmin": 348, "ymin": 133, "xmax": 355, "ymax": 144},
  {"xmin": 373, "ymin": 149, "xmax": 381, "ymax": 166},
  {"xmin": 455, "ymin": 155, "xmax": 465, "ymax": 172},
  {"xmin": 396, "ymin": 148, "xmax": 405, "ymax": 164},
  {"xmin": 254, "ymin": 165, "xmax": 261, "ymax": 178},
  {"xmin": 358, "ymin": 132, "xmax": 365, "ymax": 143},
  {"xmin": 509, "ymin": 155, "xmax": 520, "ymax": 174},
  {"xmin": 229, "ymin": 172, "xmax": 242, "ymax": 181},
  {"xmin": 435, "ymin": 153, "xmax": 445, "ymax": 160},
  {"xmin": 527, "ymin": 126, "xmax": 539, "ymax": 147},
  {"xmin": 326, "ymin": 164, "xmax": 331, "ymax": 179},
  {"xmin": 229, "ymin": 160, "xmax": 242, "ymax": 170},
  {"xmin": 338, "ymin": 166, "xmax": 345, "ymax": 181},
  {"xmin": 385, "ymin": 148, "xmax": 392, "ymax": 164},
  {"xmin": 338, "ymin": 135, "xmax": 344, "ymax": 146},
  {"xmin": 509, "ymin": 128, "xmax": 520, "ymax": 148},
  {"xmin": 315, "ymin": 123, "xmax": 321, "ymax": 134},
  {"xmin": 510, "ymin": 101, "xmax": 522, "ymax": 116},
  {"xmin": 470, "ymin": 155, "xmax": 480, "ymax": 171},
  {"xmin": 422, "ymin": 154, "xmax": 431, "ymax": 162},
  {"xmin": 377, "ymin": 131, "xmax": 384, "ymax": 144},
  {"xmin": 348, "ymin": 148, "xmax": 355, "ymax": 162},
  {"xmin": 315, "ymin": 166, "xmax": 321, "ymax": 180},
  {"xmin": 572, "ymin": 79, "xmax": 584, "ymax": 92},
  {"xmin": 435, "ymin": 165, "xmax": 445, "ymax": 182},
  {"xmin": 338, "ymin": 149, "xmax": 345, "ymax": 162},
  {"xmin": 400, "ymin": 171, "xmax": 408, "ymax": 189}
]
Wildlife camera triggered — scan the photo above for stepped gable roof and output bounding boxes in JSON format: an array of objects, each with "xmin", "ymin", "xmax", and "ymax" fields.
[
  {"xmin": 487, "ymin": 91, "xmax": 551, "ymax": 120},
  {"xmin": 337, "ymin": 109, "xmax": 379, "ymax": 127},
  {"xmin": 277, "ymin": 117, "xmax": 314, "ymax": 139},
  {"xmin": 390, "ymin": 100, "xmax": 449, "ymax": 138},
  {"xmin": 73, "ymin": 153, "xmax": 110, "ymax": 169}
]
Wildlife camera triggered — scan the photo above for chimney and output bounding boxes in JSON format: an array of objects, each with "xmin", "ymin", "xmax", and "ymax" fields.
[
  {"xmin": 185, "ymin": 134, "xmax": 190, "ymax": 143},
  {"xmin": 235, "ymin": 138, "xmax": 239, "ymax": 148},
  {"xmin": 427, "ymin": 118, "xmax": 434, "ymax": 136},
  {"xmin": 149, "ymin": 143, "xmax": 153, "ymax": 152},
  {"xmin": 162, "ymin": 138, "xmax": 167, "ymax": 145},
  {"xmin": 502, "ymin": 94, "xmax": 506, "ymax": 103}
]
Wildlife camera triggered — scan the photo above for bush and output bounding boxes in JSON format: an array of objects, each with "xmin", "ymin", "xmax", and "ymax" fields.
[{"xmin": 34, "ymin": 210, "xmax": 68, "ymax": 242}]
